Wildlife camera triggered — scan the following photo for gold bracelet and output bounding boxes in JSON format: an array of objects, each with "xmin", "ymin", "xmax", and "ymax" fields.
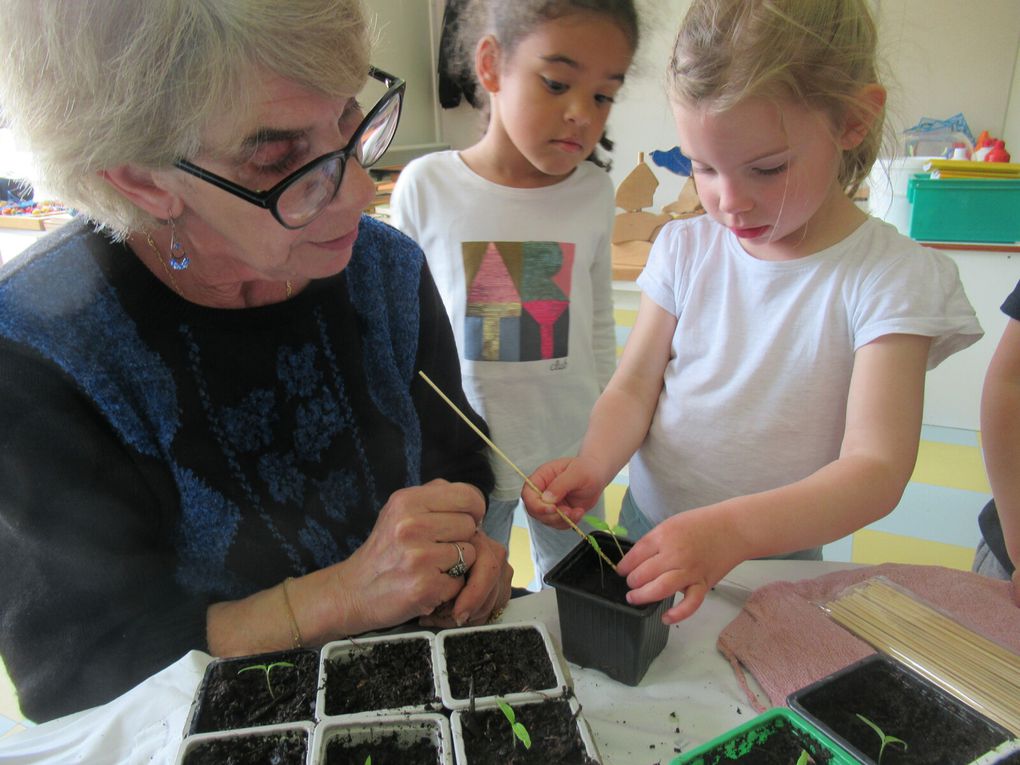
[{"xmin": 280, "ymin": 577, "xmax": 303, "ymax": 649}]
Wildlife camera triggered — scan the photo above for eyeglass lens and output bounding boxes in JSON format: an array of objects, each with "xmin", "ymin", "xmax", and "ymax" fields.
[{"xmin": 277, "ymin": 85, "xmax": 401, "ymax": 227}]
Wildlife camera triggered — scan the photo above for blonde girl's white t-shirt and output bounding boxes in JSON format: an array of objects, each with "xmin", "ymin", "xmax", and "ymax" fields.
[
  {"xmin": 631, "ymin": 214, "xmax": 982, "ymax": 525},
  {"xmin": 391, "ymin": 151, "xmax": 616, "ymax": 500}
]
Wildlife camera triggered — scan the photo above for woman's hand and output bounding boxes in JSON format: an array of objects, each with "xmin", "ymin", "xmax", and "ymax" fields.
[
  {"xmin": 323, "ymin": 479, "xmax": 492, "ymax": 636},
  {"xmin": 616, "ymin": 507, "xmax": 744, "ymax": 624},
  {"xmin": 521, "ymin": 456, "xmax": 606, "ymax": 529},
  {"xmin": 419, "ymin": 528, "xmax": 513, "ymax": 629},
  {"xmin": 207, "ymin": 479, "xmax": 513, "ymax": 655},
  {"xmin": 1012, "ymin": 569, "xmax": 1020, "ymax": 607}
]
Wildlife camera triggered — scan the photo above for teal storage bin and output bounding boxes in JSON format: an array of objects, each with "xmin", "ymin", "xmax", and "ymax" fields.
[
  {"xmin": 907, "ymin": 174, "xmax": 1020, "ymax": 243},
  {"xmin": 671, "ymin": 707, "xmax": 858, "ymax": 765}
]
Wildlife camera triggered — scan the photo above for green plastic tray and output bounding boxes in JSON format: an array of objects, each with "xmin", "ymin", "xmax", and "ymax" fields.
[{"xmin": 671, "ymin": 707, "xmax": 859, "ymax": 765}]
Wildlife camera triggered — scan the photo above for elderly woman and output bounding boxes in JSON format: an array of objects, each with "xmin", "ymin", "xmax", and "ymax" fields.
[{"xmin": 0, "ymin": 0, "xmax": 512, "ymax": 722}]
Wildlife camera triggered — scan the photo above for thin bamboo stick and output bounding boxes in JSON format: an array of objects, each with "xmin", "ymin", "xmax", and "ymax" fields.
[
  {"xmin": 417, "ymin": 370, "xmax": 620, "ymax": 573},
  {"xmin": 821, "ymin": 579, "xmax": 1020, "ymax": 735}
]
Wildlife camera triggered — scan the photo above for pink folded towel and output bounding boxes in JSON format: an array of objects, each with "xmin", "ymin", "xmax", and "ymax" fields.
[{"xmin": 716, "ymin": 563, "xmax": 1020, "ymax": 712}]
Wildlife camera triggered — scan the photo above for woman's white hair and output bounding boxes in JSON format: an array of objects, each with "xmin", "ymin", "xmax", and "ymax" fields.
[{"xmin": 0, "ymin": 0, "xmax": 371, "ymax": 237}]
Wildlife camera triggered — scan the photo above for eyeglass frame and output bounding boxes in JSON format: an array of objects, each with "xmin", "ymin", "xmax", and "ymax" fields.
[{"xmin": 173, "ymin": 66, "xmax": 405, "ymax": 229}]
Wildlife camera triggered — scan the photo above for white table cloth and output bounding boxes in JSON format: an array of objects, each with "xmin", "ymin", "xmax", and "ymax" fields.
[{"xmin": 0, "ymin": 560, "xmax": 858, "ymax": 765}]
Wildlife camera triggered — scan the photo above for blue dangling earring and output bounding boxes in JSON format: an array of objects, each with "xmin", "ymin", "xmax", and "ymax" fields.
[{"xmin": 168, "ymin": 214, "xmax": 190, "ymax": 271}]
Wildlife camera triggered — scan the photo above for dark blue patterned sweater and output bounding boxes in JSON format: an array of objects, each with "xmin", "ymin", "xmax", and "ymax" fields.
[{"xmin": 0, "ymin": 216, "xmax": 492, "ymax": 721}]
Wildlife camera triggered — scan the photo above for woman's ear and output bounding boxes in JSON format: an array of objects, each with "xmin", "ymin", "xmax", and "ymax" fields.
[
  {"xmin": 99, "ymin": 165, "xmax": 182, "ymax": 220},
  {"xmin": 839, "ymin": 84, "xmax": 886, "ymax": 150},
  {"xmin": 475, "ymin": 35, "xmax": 502, "ymax": 94}
]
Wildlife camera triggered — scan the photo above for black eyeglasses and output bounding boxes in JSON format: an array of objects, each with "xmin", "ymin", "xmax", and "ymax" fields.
[{"xmin": 175, "ymin": 67, "xmax": 405, "ymax": 229}]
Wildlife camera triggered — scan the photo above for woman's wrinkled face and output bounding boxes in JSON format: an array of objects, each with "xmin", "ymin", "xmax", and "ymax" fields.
[{"xmin": 168, "ymin": 72, "xmax": 376, "ymax": 285}]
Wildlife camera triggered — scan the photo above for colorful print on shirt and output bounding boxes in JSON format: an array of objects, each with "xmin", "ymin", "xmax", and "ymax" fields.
[{"xmin": 461, "ymin": 240, "xmax": 575, "ymax": 362}]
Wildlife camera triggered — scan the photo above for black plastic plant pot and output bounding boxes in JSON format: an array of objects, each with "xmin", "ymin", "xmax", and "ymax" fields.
[
  {"xmin": 787, "ymin": 654, "xmax": 1013, "ymax": 765},
  {"xmin": 670, "ymin": 707, "xmax": 857, "ymax": 765},
  {"xmin": 543, "ymin": 530, "xmax": 672, "ymax": 685}
]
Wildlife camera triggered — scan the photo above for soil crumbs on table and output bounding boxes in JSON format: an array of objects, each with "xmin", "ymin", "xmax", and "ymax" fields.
[
  {"xmin": 444, "ymin": 626, "xmax": 558, "ymax": 699},
  {"xmin": 184, "ymin": 730, "xmax": 306, "ymax": 765},
  {"xmin": 460, "ymin": 698, "xmax": 596, "ymax": 764},
  {"xmin": 326, "ymin": 730, "xmax": 440, "ymax": 764},
  {"xmin": 324, "ymin": 637, "xmax": 438, "ymax": 715},
  {"xmin": 194, "ymin": 650, "xmax": 318, "ymax": 732}
]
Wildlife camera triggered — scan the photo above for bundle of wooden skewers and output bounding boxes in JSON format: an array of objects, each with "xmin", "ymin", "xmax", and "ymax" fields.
[{"xmin": 821, "ymin": 577, "xmax": 1020, "ymax": 735}]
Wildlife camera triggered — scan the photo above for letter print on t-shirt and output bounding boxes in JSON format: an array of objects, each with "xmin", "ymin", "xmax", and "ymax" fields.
[{"xmin": 462, "ymin": 240, "xmax": 575, "ymax": 362}]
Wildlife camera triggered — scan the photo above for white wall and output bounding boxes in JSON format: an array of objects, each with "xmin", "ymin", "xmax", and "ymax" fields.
[
  {"xmin": 426, "ymin": 0, "xmax": 1020, "ymax": 433},
  {"xmin": 365, "ymin": 0, "xmax": 448, "ymax": 165},
  {"xmin": 435, "ymin": 0, "xmax": 1020, "ymax": 209},
  {"xmin": 1003, "ymin": 37, "xmax": 1020, "ymax": 155}
]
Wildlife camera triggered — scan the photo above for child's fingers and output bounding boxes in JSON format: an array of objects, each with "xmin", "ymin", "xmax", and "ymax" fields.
[
  {"xmin": 662, "ymin": 582, "xmax": 708, "ymax": 624},
  {"xmin": 624, "ymin": 568, "xmax": 708, "ymax": 623}
]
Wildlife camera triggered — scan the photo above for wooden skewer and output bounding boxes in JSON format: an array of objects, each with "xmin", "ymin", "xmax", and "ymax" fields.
[
  {"xmin": 822, "ymin": 579, "xmax": 1020, "ymax": 735},
  {"xmin": 417, "ymin": 370, "xmax": 620, "ymax": 574}
]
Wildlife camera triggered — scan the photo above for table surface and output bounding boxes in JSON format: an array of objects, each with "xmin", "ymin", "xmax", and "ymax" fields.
[{"xmin": 0, "ymin": 559, "xmax": 858, "ymax": 765}]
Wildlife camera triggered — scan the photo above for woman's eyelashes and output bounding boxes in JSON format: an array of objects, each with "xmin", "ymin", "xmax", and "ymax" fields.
[
  {"xmin": 247, "ymin": 140, "xmax": 308, "ymax": 179},
  {"xmin": 249, "ymin": 102, "xmax": 364, "ymax": 178}
]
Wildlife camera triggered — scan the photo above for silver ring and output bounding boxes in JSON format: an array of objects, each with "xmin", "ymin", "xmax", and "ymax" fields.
[{"xmin": 445, "ymin": 542, "xmax": 467, "ymax": 578}]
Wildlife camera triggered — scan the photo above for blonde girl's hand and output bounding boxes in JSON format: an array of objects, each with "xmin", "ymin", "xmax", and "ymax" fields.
[
  {"xmin": 1012, "ymin": 569, "xmax": 1020, "ymax": 607},
  {"xmin": 521, "ymin": 456, "xmax": 606, "ymax": 529},
  {"xmin": 616, "ymin": 508, "xmax": 744, "ymax": 624}
]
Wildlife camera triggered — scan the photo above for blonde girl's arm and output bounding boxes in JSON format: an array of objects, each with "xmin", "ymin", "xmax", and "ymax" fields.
[
  {"xmin": 736, "ymin": 332, "xmax": 932, "ymax": 552},
  {"xmin": 620, "ymin": 332, "xmax": 932, "ymax": 622},
  {"xmin": 981, "ymin": 318, "xmax": 1020, "ymax": 588},
  {"xmin": 524, "ymin": 292, "xmax": 676, "ymax": 522},
  {"xmin": 578, "ymin": 293, "xmax": 677, "ymax": 488}
]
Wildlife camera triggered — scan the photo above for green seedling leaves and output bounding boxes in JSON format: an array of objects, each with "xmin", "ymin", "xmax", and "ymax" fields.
[
  {"xmin": 582, "ymin": 514, "xmax": 628, "ymax": 538},
  {"xmin": 856, "ymin": 713, "xmax": 907, "ymax": 764},
  {"xmin": 497, "ymin": 699, "xmax": 532, "ymax": 749},
  {"xmin": 582, "ymin": 514, "xmax": 628, "ymax": 558},
  {"xmin": 237, "ymin": 660, "xmax": 295, "ymax": 700}
]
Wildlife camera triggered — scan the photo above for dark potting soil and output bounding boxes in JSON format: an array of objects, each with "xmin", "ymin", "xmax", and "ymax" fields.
[
  {"xmin": 325, "ymin": 730, "xmax": 440, "ymax": 764},
  {"xmin": 550, "ymin": 532, "xmax": 631, "ymax": 606},
  {"xmin": 792, "ymin": 656, "xmax": 1009, "ymax": 764},
  {"xmin": 458, "ymin": 698, "xmax": 596, "ymax": 764},
  {"xmin": 324, "ymin": 637, "xmax": 438, "ymax": 716},
  {"xmin": 443, "ymin": 626, "xmax": 558, "ymax": 699},
  {"xmin": 697, "ymin": 717, "xmax": 834, "ymax": 765},
  {"xmin": 182, "ymin": 729, "xmax": 307, "ymax": 765},
  {"xmin": 192, "ymin": 649, "xmax": 318, "ymax": 733}
]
